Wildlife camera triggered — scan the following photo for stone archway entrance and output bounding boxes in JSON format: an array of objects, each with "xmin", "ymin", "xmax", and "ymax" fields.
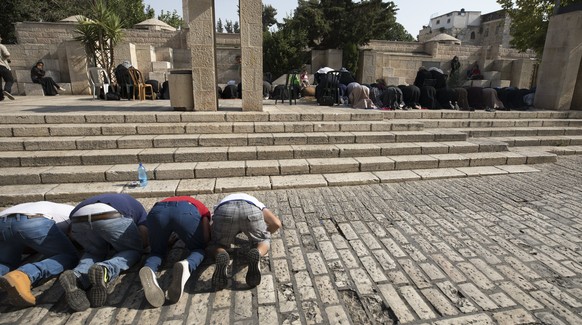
[{"xmin": 184, "ymin": 0, "xmax": 263, "ymax": 111}]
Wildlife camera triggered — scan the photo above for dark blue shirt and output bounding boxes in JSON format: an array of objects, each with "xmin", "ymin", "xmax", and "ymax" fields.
[{"xmin": 70, "ymin": 193, "xmax": 147, "ymax": 226}]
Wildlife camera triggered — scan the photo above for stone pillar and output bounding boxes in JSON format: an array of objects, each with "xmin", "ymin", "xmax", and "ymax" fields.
[
  {"xmin": 535, "ymin": 9, "xmax": 582, "ymax": 110},
  {"xmin": 239, "ymin": 0, "xmax": 263, "ymax": 111},
  {"xmin": 187, "ymin": 0, "xmax": 218, "ymax": 111},
  {"xmin": 114, "ymin": 43, "xmax": 138, "ymax": 68},
  {"xmin": 63, "ymin": 41, "xmax": 89, "ymax": 95}
]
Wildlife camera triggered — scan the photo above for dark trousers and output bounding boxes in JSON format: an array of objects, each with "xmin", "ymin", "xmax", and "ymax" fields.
[{"xmin": 0, "ymin": 65, "xmax": 14, "ymax": 99}]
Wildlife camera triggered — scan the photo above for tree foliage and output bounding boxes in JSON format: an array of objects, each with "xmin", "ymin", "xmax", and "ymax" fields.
[
  {"xmin": 75, "ymin": 0, "xmax": 124, "ymax": 79},
  {"xmin": 216, "ymin": 18, "xmax": 224, "ymax": 33},
  {"xmin": 264, "ymin": 0, "xmax": 413, "ymax": 77},
  {"xmin": 262, "ymin": 4, "xmax": 278, "ymax": 32},
  {"xmin": 158, "ymin": 10, "xmax": 183, "ymax": 29},
  {"xmin": 0, "ymin": 0, "xmax": 153, "ymax": 44},
  {"xmin": 497, "ymin": 0, "xmax": 582, "ymax": 56}
]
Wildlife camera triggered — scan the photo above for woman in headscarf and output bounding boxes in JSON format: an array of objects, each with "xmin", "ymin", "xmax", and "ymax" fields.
[
  {"xmin": 348, "ymin": 83, "xmax": 376, "ymax": 109},
  {"xmin": 448, "ymin": 56, "xmax": 461, "ymax": 88},
  {"xmin": 30, "ymin": 61, "xmax": 65, "ymax": 96}
]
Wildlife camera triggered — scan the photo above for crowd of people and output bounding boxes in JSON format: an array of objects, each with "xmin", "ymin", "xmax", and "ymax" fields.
[{"xmin": 0, "ymin": 193, "xmax": 281, "ymax": 311}]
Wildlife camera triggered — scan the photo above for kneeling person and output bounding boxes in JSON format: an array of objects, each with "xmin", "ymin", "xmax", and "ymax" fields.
[
  {"xmin": 139, "ymin": 196, "xmax": 211, "ymax": 307},
  {"xmin": 209, "ymin": 193, "xmax": 273, "ymax": 290},
  {"xmin": 59, "ymin": 193, "xmax": 147, "ymax": 312}
]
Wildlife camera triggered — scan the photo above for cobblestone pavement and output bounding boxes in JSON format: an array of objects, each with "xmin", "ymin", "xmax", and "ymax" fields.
[{"xmin": 1, "ymin": 157, "xmax": 582, "ymax": 325}]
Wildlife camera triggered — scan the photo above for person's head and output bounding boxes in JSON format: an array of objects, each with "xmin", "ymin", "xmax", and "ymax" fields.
[
  {"xmin": 36, "ymin": 61, "xmax": 44, "ymax": 69},
  {"xmin": 453, "ymin": 56, "xmax": 459, "ymax": 61}
]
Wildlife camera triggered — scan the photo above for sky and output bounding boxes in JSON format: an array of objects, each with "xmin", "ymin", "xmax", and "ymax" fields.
[{"xmin": 143, "ymin": 0, "xmax": 503, "ymax": 39}]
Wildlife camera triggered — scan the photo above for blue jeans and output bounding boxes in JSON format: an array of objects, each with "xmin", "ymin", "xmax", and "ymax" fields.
[
  {"xmin": 144, "ymin": 201, "xmax": 205, "ymax": 273},
  {"xmin": 70, "ymin": 217, "xmax": 143, "ymax": 288},
  {"xmin": 0, "ymin": 214, "xmax": 78, "ymax": 284}
]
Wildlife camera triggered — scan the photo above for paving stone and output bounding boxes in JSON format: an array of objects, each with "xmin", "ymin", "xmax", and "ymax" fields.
[
  {"xmin": 400, "ymin": 286, "xmax": 437, "ymax": 320},
  {"xmin": 455, "ymin": 166, "xmax": 508, "ymax": 176},
  {"xmin": 324, "ymin": 306, "xmax": 351, "ymax": 324},
  {"xmin": 413, "ymin": 168, "xmax": 467, "ymax": 180},
  {"xmin": 377, "ymin": 284, "xmax": 416, "ymax": 323},
  {"xmin": 271, "ymin": 174, "xmax": 327, "ymax": 189},
  {"xmin": 433, "ymin": 314, "xmax": 494, "ymax": 325}
]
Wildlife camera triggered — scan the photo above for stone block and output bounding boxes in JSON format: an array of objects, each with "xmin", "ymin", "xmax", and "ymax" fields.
[
  {"xmin": 46, "ymin": 182, "xmax": 124, "ymax": 202},
  {"xmin": 307, "ymin": 158, "xmax": 359, "ymax": 174},
  {"xmin": 233, "ymin": 123, "xmax": 255, "ymax": 133},
  {"xmin": 305, "ymin": 133, "xmax": 329, "ymax": 144},
  {"xmin": 0, "ymin": 167, "xmax": 52, "ymax": 185},
  {"xmin": 23, "ymin": 137, "xmax": 77, "ymax": 151},
  {"xmin": 271, "ymin": 174, "xmax": 327, "ymax": 189},
  {"xmin": 138, "ymin": 148, "xmax": 177, "ymax": 163},
  {"xmin": 495, "ymin": 165, "xmax": 540, "ymax": 173},
  {"xmin": 455, "ymin": 166, "xmax": 508, "ymax": 176},
  {"xmin": 226, "ymin": 113, "xmax": 269, "ymax": 122},
  {"xmin": 462, "ymin": 152, "xmax": 509, "ymax": 167},
  {"xmin": 441, "ymin": 142, "xmax": 480, "ymax": 153},
  {"xmin": 257, "ymin": 145, "xmax": 294, "ymax": 160},
  {"xmin": 174, "ymin": 147, "xmax": 228, "ymax": 162},
  {"xmin": 524, "ymin": 152, "xmax": 557, "ymax": 164},
  {"xmin": 273, "ymin": 133, "xmax": 307, "ymax": 145},
  {"xmin": 154, "ymin": 134, "xmax": 199, "ymax": 148},
  {"xmin": 247, "ymin": 134, "xmax": 274, "ymax": 146},
  {"xmin": 413, "ymin": 168, "xmax": 467, "ymax": 180},
  {"xmin": 195, "ymin": 161, "xmax": 246, "ymax": 178},
  {"xmin": 228, "ymin": 147, "xmax": 257, "ymax": 160},
  {"xmin": 354, "ymin": 132, "xmax": 396, "ymax": 143},
  {"xmin": 106, "ymin": 164, "xmax": 153, "ymax": 181},
  {"xmin": 155, "ymin": 113, "xmax": 181, "ymax": 123},
  {"xmin": 279, "ymin": 159, "xmax": 309, "ymax": 175},
  {"xmin": 0, "ymin": 139, "xmax": 24, "ymax": 151},
  {"xmin": 292, "ymin": 145, "xmax": 340, "ymax": 159},
  {"xmin": 377, "ymin": 143, "xmax": 422, "ymax": 156},
  {"xmin": 20, "ymin": 151, "xmax": 84, "ymax": 167},
  {"xmin": 313, "ymin": 122, "xmax": 340, "ymax": 132},
  {"xmin": 246, "ymin": 160, "xmax": 280, "ymax": 176},
  {"xmin": 395, "ymin": 131, "xmax": 435, "ymax": 142},
  {"xmin": 418, "ymin": 142, "xmax": 449, "ymax": 154},
  {"xmin": 80, "ymin": 149, "xmax": 141, "ymax": 165},
  {"xmin": 326, "ymin": 132, "xmax": 356, "ymax": 144},
  {"xmin": 137, "ymin": 124, "xmax": 185, "ymax": 135},
  {"xmin": 122, "ymin": 180, "xmax": 180, "ymax": 198},
  {"xmin": 339, "ymin": 122, "xmax": 371, "ymax": 132},
  {"xmin": 215, "ymin": 176, "xmax": 271, "ymax": 193},
  {"xmin": 155, "ymin": 162, "xmax": 197, "ymax": 179},
  {"xmin": 23, "ymin": 83, "xmax": 44, "ymax": 96},
  {"xmin": 373, "ymin": 170, "xmax": 421, "ymax": 183},
  {"xmin": 176, "ymin": 178, "xmax": 216, "ymax": 195},
  {"xmin": 324, "ymin": 172, "xmax": 379, "ymax": 186},
  {"xmin": 336, "ymin": 144, "xmax": 381, "ymax": 157},
  {"xmin": 268, "ymin": 113, "xmax": 299, "ymax": 122},
  {"xmin": 368, "ymin": 121, "xmax": 392, "ymax": 131},
  {"xmin": 284, "ymin": 122, "xmax": 314, "ymax": 133},
  {"xmin": 391, "ymin": 155, "xmax": 439, "ymax": 170},
  {"xmin": 430, "ymin": 154, "xmax": 471, "ymax": 168},
  {"xmin": 354, "ymin": 157, "xmax": 395, "ymax": 171},
  {"xmin": 148, "ymin": 71, "xmax": 168, "ymax": 82},
  {"xmin": 40, "ymin": 165, "xmax": 111, "ymax": 184},
  {"xmin": 186, "ymin": 123, "xmax": 232, "ymax": 134},
  {"xmin": 198, "ymin": 134, "xmax": 247, "ymax": 147},
  {"xmin": 117, "ymin": 135, "xmax": 154, "ymax": 149},
  {"xmin": 255, "ymin": 122, "xmax": 285, "ymax": 133},
  {"xmin": 49, "ymin": 125, "xmax": 102, "ymax": 137},
  {"xmin": 102, "ymin": 124, "xmax": 138, "ymax": 135},
  {"xmin": 181, "ymin": 113, "xmax": 226, "ymax": 122},
  {"xmin": 85, "ymin": 114, "xmax": 125, "ymax": 123}
]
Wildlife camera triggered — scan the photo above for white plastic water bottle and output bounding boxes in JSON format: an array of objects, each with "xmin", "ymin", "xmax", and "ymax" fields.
[{"xmin": 138, "ymin": 162, "xmax": 148, "ymax": 187}]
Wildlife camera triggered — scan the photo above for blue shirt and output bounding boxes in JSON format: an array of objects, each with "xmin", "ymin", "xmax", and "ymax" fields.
[{"xmin": 70, "ymin": 193, "xmax": 147, "ymax": 226}]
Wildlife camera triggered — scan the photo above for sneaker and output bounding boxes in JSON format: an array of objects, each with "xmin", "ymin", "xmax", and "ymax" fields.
[
  {"xmin": 0, "ymin": 270, "xmax": 35, "ymax": 306},
  {"xmin": 167, "ymin": 260, "xmax": 190, "ymax": 303},
  {"xmin": 59, "ymin": 270, "xmax": 90, "ymax": 312},
  {"xmin": 58, "ymin": 86, "xmax": 66, "ymax": 91},
  {"xmin": 3, "ymin": 91, "xmax": 15, "ymax": 100},
  {"xmin": 88, "ymin": 264, "xmax": 109, "ymax": 307},
  {"xmin": 139, "ymin": 266, "xmax": 165, "ymax": 307},
  {"xmin": 212, "ymin": 251, "xmax": 229, "ymax": 290},
  {"xmin": 246, "ymin": 248, "xmax": 261, "ymax": 288}
]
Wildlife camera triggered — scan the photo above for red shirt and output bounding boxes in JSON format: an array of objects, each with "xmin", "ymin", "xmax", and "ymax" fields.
[{"xmin": 160, "ymin": 196, "xmax": 211, "ymax": 219}]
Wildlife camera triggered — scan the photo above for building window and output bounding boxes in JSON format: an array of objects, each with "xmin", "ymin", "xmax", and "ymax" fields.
[
  {"xmin": 436, "ymin": 20, "xmax": 440, "ymax": 25},
  {"xmin": 447, "ymin": 18, "xmax": 451, "ymax": 23},
  {"xmin": 471, "ymin": 31, "xmax": 475, "ymax": 39}
]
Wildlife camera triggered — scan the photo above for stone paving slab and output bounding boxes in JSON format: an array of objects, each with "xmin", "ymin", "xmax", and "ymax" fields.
[{"xmin": 2, "ymin": 157, "xmax": 581, "ymax": 324}]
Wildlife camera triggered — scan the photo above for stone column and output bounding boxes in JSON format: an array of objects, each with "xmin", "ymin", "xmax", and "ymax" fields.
[
  {"xmin": 239, "ymin": 0, "xmax": 263, "ymax": 111},
  {"xmin": 187, "ymin": 0, "xmax": 218, "ymax": 111}
]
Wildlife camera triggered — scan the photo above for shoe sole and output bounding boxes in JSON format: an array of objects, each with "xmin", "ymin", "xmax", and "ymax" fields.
[
  {"xmin": 59, "ymin": 271, "xmax": 90, "ymax": 312},
  {"xmin": 3, "ymin": 91, "xmax": 14, "ymax": 100},
  {"xmin": 212, "ymin": 252, "xmax": 229, "ymax": 290},
  {"xmin": 139, "ymin": 267, "xmax": 165, "ymax": 308},
  {"xmin": 246, "ymin": 248, "xmax": 261, "ymax": 288},
  {"xmin": 88, "ymin": 266, "xmax": 108, "ymax": 307},
  {"xmin": 167, "ymin": 262, "xmax": 190, "ymax": 303},
  {"xmin": 0, "ymin": 276, "xmax": 34, "ymax": 307}
]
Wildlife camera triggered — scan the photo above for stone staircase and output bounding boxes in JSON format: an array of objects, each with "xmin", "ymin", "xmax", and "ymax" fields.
[{"xmin": 1, "ymin": 109, "xmax": 581, "ymax": 205}]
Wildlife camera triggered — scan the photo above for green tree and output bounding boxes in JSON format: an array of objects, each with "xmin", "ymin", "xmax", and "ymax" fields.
[
  {"xmin": 0, "ymin": 0, "xmax": 153, "ymax": 44},
  {"xmin": 497, "ymin": 0, "xmax": 582, "ymax": 56},
  {"xmin": 263, "ymin": 24, "xmax": 310, "ymax": 79},
  {"xmin": 216, "ymin": 18, "xmax": 224, "ymax": 33},
  {"xmin": 233, "ymin": 21, "xmax": 240, "ymax": 33},
  {"xmin": 158, "ymin": 10, "xmax": 183, "ymax": 29},
  {"xmin": 225, "ymin": 20, "xmax": 234, "ymax": 33},
  {"xmin": 262, "ymin": 4, "xmax": 278, "ymax": 31},
  {"xmin": 75, "ymin": 0, "xmax": 124, "ymax": 79}
]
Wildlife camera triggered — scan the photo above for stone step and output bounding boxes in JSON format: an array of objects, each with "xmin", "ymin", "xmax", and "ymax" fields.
[
  {"xmin": 442, "ymin": 127, "xmax": 582, "ymax": 138},
  {"xmin": 0, "ymin": 164, "xmax": 547, "ymax": 205},
  {"xmin": 0, "ymin": 151, "xmax": 555, "ymax": 186},
  {"xmin": 0, "ymin": 131, "xmax": 469, "ymax": 151},
  {"xmin": 475, "ymin": 135, "xmax": 582, "ymax": 147},
  {"xmin": 416, "ymin": 119, "xmax": 582, "ymax": 128},
  {"xmin": 511, "ymin": 145, "xmax": 582, "ymax": 156},
  {"xmin": 385, "ymin": 110, "xmax": 576, "ymax": 120},
  {"xmin": 0, "ymin": 111, "xmax": 386, "ymax": 124},
  {"xmin": 0, "ymin": 139, "xmax": 492, "ymax": 167},
  {"xmin": 0, "ymin": 120, "xmax": 425, "ymax": 137}
]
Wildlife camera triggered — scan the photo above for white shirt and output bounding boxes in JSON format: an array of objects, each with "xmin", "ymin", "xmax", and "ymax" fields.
[
  {"xmin": 72, "ymin": 203, "xmax": 117, "ymax": 217},
  {"xmin": 0, "ymin": 201, "xmax": 74, "ymax": 232},
  {"xmin": 317, "ymin": 67, "xmax": 333, "ymax": 74},
  {"xmin": 215, "ymin": 193, "xmax": 266, "ymax": 211},
  {"xmin": 0, "ymin": 44, "xmax": 10, "ymax": 70}
]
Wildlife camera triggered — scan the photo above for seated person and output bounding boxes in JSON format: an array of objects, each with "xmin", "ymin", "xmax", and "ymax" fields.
[
  {"xmin": 31, "ymin": 61, "xmax": 65, "ymax": 96},
  {"xmin": 467, "ymin": 62, "xmax": 483, "ymax": 80},
  {"xmin": 300, "ymin": 68, "xmax": 310, "ymax": 89}
]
